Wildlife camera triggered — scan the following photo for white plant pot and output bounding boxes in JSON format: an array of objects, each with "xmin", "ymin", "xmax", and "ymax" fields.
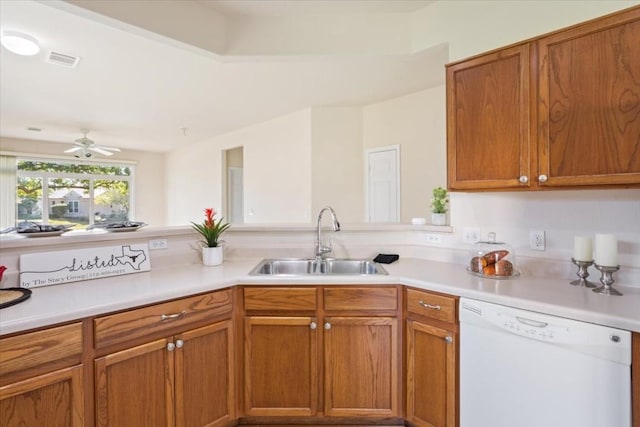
[
  {"xmin": 202, "ymin": 246, "xmax": 223, "ymax": 266},
  {"xmin": 431, "ymin": 213, "xmax": 447, "ymax": 226}
]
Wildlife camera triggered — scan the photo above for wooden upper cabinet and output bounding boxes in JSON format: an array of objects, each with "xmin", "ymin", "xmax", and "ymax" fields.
[
  {"xmin": 447, "ymin": 6, "xmax": 640, "ymax": 191},
  {"xmin": 538, "ymin": 8, "xmax": 640, "ymax": 186},
  {"xmin": 447, "ymin": 44, "xmax": 531, "ymax": 190}
]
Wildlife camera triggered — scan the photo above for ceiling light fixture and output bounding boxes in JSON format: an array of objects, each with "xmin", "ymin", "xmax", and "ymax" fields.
[{"xmin": 1, "ymin": 31, "xmax": 40, "ymax": 56}]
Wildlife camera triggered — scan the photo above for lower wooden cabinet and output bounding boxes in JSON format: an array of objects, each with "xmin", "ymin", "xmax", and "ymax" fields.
[
  {"xmin": 95, "ymin": 319, "xmax": 234, "ymax": 427},
  {"xmin": 0, "ymin": 322, "xmax": 84, "ymax": 427},
  {"xmin": 241, "ymin": 286, "xmax": 401, "ymax": 420},
  {"xmin": 324, "ymin": 316, "xmax": 398, "ymax": 417},
  {"xmin": 405, "ymin": 288, "xmax": 458, "ymax": 427},
  {"xmin": 244, "ymin": 316, "xmax": 318, "ymax": 416},
  {"xmin": 0, "ymin": 365, "xmax": 84, "ymax": 427}
]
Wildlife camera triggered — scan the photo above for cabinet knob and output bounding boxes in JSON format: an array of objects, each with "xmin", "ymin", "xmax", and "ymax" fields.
[
  {"xmin": 310, "ymin": 321, "xmax": 317, "ymax": 330},
  {"xmin": 518, "ymin": 175, "xmax": 529, "ymax": 184},
  {"xmin": 444, "ymin": 336, "xmax": 453, "ymax": 344},
  {"xmin": 167, "ymin": 342, "xmax": 176, "ymax": 352},
  {"xmin": 324, "ymin": 322, "xmax": 332, "ymax": 330},
  {"xmin": 538, "ymin": 174, "xmax": 548, "ymax": 183},
  {"xmin": 175, "ymin": 339, "xmax": 184, "ymax": 348}
]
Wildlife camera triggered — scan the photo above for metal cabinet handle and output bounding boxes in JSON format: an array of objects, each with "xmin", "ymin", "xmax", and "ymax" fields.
[
  {"xmin": 167, "ymin": 342, "xmax": 176, "ymax": 351},
  {"xmin": 175, "ymin": 339, "xmax": 184, "ymax": 348},
  {"xmin": 324, "ymin": 322, "xmax": 332, "ymax": 330},
  {"xmin": 518, "ymin": 175, "xmax": 529, "ymax": 184},
  {"xmin": 444, "ymin": 336, "xmax": 453, "ymax": 344},
  {"xmin": 310, "ymin": 321, "xmax": 317, "ymax": 330},
  {"xmin": 160, "ymin": 311, "xmax": 186, "ymax": 321},
  {"xmin": 538, "ymin": 174, "xmax": 548, "ymax": 183},
  {"xmin": 419, "ymin": 300, "xmax": 441, "ymax": 311}
]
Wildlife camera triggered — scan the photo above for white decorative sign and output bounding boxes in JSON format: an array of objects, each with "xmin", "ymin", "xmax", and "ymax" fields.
[{"xmin": 20, "ymin": 244, "xmax": 151, "ymax": 288}]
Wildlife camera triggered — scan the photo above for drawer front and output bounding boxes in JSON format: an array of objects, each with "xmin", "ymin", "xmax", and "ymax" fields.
[
  {"xmin": 244, "ymin": 287, "xmax": 317, "ymax": 311},
  {"xmin": 0, "ymin": 322, "xmax": 82, "ymax": 380},
  {"xmin": 94, "ymin": 289, "xmax": 232, "ymax": 349},
  {"xmin": 406, "ymin": 288, "xmax": 456, "ymax": 324},
  {"xmin": 324, "ymin": 287, "xmax": 398, "ymax": 311}
]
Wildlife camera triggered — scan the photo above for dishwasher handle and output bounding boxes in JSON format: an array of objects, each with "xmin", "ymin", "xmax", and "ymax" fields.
[{"xmin": 516, "ymin": 316, "xmax": 548, "ymax": 328}]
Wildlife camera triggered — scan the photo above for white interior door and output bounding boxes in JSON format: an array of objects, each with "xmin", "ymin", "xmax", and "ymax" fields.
[
  {"xmin": 367, "ymin": 146, "xmax": 400, "ymax": 223},
  {"xmin": 228, "ymin": 167, "xmax": 243, "ymax": 224}
]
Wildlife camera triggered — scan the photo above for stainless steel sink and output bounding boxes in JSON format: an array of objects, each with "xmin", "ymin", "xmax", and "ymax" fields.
[{"xmin": 249, "ymin": 258, "xmax": 388, "ymax": 276}]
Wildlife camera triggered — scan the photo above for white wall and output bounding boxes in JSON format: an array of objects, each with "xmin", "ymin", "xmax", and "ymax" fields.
[
  {"xmin": 0, "ymin": 137, "xmax": 166, "ymax": 226},
  {"xmin": 166, "ymin": 109, "xmax": 312, "ymax": 225},
  {"xmin": 311, "ymin": 107, "xmax": 364, "ymax": 223},
  {"xmin": 412, "ymin": 0, "xmax": 640, "ymax": 61},
  {"xmin": 363, "ymin": 86, "xmax": 447, "ymax": 223}
]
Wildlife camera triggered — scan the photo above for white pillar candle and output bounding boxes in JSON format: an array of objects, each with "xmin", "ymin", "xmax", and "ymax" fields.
[
  {"xmin": 594, "ymin": 234, "xmax": 618, "ymax": 266},
  {"xmin": 573, "ymin": 236, "xmax": 593, "ymax": 262}
]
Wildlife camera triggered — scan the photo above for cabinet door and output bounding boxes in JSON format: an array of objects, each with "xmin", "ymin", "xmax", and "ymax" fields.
[
  {"xmin": 175, "ymin": 320, "xmax": 235, "ymax": 427},
  {"xmin": 324, "ymin": 316, "xmax": 399, "ymax": 417},
  {"xmin": 447, "ymin": 44, "xmax": 532, "ymax": 190},
  {"xmin": 538, "ymin": 9, "xmax": 640, "ymax": 186},
  {"xmin": 406, "ymin": 320, "xmax": 457, "ymax": 427},
  {"xmin": 95, "ymin": 338, "xmax": 175, "ymax": 427},
  {"xmin": 244, "ymin": 316, "xmax": 318, "ymax": 416},
  {"xmin": 0, "ymin": 365, "xmax": 84, "ymax": 427}
]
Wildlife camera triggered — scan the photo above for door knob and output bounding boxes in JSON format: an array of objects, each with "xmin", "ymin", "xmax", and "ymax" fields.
[
  {"xmin": 324, "ymin": 322, "xmax": 332, "ymax": 330},
  {"xmin": 175, "ymin": 339, "xmax": 184, "ymax": 348},
  {"xmin": 444, "ymin": 336, "xmax": 453, "ymax": 344},
  {"xmin": 518, "ymin": 175, "xmax": 528, "ymax": 184},
  {"xmin": 167, "ymin": 342, "xmax": 176, "ymax": 351},
  {"xmin": 538, "ymin": 174, "xmax": 548, "ymax": 183},
  {"xmin": 310, "ymin": 321, "xmax": 317, "ymax": 330}
]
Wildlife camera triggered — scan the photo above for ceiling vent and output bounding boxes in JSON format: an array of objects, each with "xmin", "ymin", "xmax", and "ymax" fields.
[{"xmin": 46, "ymin": 51, "xmax": 80, "ymax": 68}]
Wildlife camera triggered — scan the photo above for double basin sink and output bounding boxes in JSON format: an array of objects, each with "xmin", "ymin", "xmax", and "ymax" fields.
[{"xmin": 249, "ymin": 258, "xmax": 388, "ymax": 276}]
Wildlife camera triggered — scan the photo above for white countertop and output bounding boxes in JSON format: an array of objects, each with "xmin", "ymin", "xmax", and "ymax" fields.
[{"xmin": 1, "ymin": 257, "xmax": 639, "ymax": 336}]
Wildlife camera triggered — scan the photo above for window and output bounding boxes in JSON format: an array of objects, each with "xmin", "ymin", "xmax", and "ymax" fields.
[
  {"xmin": 16, "ymin": 159, "xmax": 134, "ymax": 228},
  {"xmin": 67, "ymin": 200, "xmax": 79, "ymax": 214}
]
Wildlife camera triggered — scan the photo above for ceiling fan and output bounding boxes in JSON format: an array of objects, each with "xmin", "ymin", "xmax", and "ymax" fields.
[{"xmin": 64, "ymin": 129, "xmax": 121, "ymax": 158}]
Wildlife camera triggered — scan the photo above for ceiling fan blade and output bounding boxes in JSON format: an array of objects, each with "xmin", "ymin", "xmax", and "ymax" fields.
[
  {"xmin": 64, "ymin": 146, "xmax": 82, "ymax": 153},
  {"xmin": 90, "ymin": 146, "xmax": 114, "ymax": 156},
  {"xmin": 99, "ymin": 146, "xmax": 121, "ymax": 152}
]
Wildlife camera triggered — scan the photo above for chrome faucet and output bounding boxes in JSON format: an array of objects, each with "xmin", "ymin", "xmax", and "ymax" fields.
[{"xmin": 315, "ymin": 206, "xmax": 341, "ymax": 260}]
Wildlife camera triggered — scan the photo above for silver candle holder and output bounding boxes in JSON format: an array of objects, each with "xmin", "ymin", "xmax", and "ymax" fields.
[
  {"xmin": 593, "ymin": 264, "xmax": 622, "ymax": 296},
  {"xmin": 570, "ymin": 258, "xmax": 596, "ymax": 288}
]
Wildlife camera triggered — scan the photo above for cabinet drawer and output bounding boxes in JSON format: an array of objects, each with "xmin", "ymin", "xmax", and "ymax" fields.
[
  {"xmin": 244, "ymin": 287, "xmax": 317, "ymax": 311},
  {"xmin": 0, "ymin": 322, "xmax": 82, "ymax": 382},
  {"xmin": 324, "ymin": 287, "xmax": 398, "ymax": 311},
  {"xmin": 406, "ymin": 288, "xmax": 456, "ymax": 324},
  {"xmin": 94, "ymin": 289, "xmax": 232, "ymax": 349}
]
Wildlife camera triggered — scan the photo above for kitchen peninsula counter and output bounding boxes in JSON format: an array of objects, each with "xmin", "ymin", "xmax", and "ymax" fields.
[{"xmin": 1, "ymin": 257, "xmax": 639, "ymax": 336}]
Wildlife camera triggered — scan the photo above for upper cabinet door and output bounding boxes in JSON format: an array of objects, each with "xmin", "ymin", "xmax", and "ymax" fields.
[
  {"xmin": 447, "ymin": 44, "xmax": 532, "ymax": 190},
  {"xmin": 537, "ymin": 8, "xmax": 640, "ymax": 187}
]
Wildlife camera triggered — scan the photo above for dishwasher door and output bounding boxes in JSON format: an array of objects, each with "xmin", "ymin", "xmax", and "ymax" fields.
[{"xmin": 459, "ymin": 298, "xmax": 631, "ymax": 427}]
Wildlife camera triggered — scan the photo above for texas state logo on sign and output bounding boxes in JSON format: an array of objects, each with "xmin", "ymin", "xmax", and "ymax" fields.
[{"xmin": 19, "ymin": 244, "xmax": 151, "ymax": 288}]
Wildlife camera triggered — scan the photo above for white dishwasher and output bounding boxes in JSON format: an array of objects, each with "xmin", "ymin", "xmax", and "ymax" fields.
[{"xmin": 459, "ymin": 298, "xmax": 631, "ymax": 427}]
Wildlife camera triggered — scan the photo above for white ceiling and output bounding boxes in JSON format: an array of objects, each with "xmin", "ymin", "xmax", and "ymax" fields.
[
  {"xmin": 0, "ymin": 0, "xmax": 445, "ymax": 153},
  {"xmin": 204, "ymin": 0, "xmax": 435, "ymax": 16}
]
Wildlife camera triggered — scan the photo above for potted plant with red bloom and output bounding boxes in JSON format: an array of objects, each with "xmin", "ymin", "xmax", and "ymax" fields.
[{"xmin": 191, "ymin": 208, "xmax": 230, "ymax": 266}]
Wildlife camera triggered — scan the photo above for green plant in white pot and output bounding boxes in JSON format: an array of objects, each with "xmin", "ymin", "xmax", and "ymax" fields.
[{"xmin": 430, "ymin": 187, "xmax": 448, "ymax": 225}]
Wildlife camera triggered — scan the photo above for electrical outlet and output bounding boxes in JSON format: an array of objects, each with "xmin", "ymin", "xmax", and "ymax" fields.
[
  {"xmin": 149, "ymin": 239, "xmax": 168, "ymax": 250},
  {"xmin": 530, "ymin": 230, "xmax": 545, "ymax": 251},
  {"xmin": 462, "ymin": 227, "xmax": 481, "ymax": 244},
  {"xmin": 425, "ymin": 233, "xmax": 443, "ymax": 244}
]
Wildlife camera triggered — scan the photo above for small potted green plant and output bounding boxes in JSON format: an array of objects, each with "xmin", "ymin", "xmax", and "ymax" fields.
[
  {"xmin": 430, "ymin": 187, "xmax": 448, "ymax": 225},
  {"xmin": 192, "ymin": 208, "xmax": 230, "ymax": 266}
]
